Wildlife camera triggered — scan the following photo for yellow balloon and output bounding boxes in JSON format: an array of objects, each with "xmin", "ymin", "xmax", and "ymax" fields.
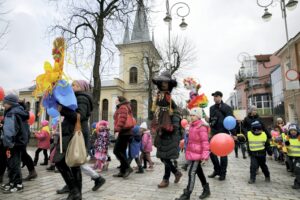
[{"xmin": 44, "ymin": 61, "xmax": 53, "ymax": 72}]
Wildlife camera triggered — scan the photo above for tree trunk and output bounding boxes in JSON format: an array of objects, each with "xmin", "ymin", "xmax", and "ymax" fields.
[
  {"xmin": 91, "ymin": 19, "xmax": 104, "ymax": 124},
  {"xmin": 148, "ymin": 68, "xmax": 154, "ymax": 120}
]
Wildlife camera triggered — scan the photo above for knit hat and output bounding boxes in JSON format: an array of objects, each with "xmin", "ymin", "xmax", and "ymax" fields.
[
  {"xmin": 190, "ymin": 107, "xmax": 202, "ymax": 119},
  {"xmin": 140, "ymin": 122, "xmax": 147, "ymax": 129},
  {"xmin": 248, "ymin": 105, "xmax": 257, "ymax": 113},
  {"xmin": 97, "ymin": 120, "xmax": 109, "ymax": 128},
  {"xmin": 41, "ymin": 120, "xmax": 49, "ymax": 127},
  {"xmin": 132, "ymin": 125, "xmax": 140, "ymax": 136},
  {"xmin": 73, "ymin": 80, "xmax": 91, "ymax": 92},
  {"xmin": 3, "ymin": 94, "xmax": 19, "ymax": 106},
  {"xmin": 288, "ymin": 124, "xmax": 298, "ymax": 132}
]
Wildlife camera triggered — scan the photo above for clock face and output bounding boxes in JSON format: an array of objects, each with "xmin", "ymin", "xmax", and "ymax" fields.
[{"xmin": 286, "ymin": 69, "xmax": 299, "ymax": 81}]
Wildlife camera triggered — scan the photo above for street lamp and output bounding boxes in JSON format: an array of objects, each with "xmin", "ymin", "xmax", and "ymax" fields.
[{"xmin": 164, "ymin": 0, "xmax": 190, "ymax": 65}]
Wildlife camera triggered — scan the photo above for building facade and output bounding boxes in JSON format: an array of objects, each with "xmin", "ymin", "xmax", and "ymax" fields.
[{"xmin": 276, "ymin": 32, "xmax": 300, "ymax": 124}]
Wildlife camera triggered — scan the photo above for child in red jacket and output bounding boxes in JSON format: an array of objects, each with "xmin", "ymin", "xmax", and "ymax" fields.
[
  {"xmin": 176, "ymin": 107, "xmax": 210, "ymax": 200},
  {"xmin": 33, "ymin": 120, "xmax": 50, "ymax": 166}
]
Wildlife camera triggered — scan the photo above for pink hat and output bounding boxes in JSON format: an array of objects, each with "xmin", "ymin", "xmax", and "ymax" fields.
[
  {"xmin": 41, "ymin": 120, "xmax": 49, "ymax": 127},
  {"xmin": 96, "ymin": 120, "xmax": 109, "ymax": 131}
]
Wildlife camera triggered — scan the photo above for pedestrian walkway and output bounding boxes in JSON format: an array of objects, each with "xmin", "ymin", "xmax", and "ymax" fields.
[{"xmin": 0, "ymin": 147, "xmax": 299, "ymax": 200}]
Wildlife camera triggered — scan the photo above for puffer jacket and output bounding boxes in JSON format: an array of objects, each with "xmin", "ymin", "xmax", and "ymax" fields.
[
  {"xmin": 142, "ymin": 130, "xmax": 153, "ymax": 153},
  {"xmin": 35, "ymin": 129, "xmax": 50, "ymax": 149},
  {"xmin": 185, "ymin": 120, "xmax": 210, "ymax": 161},
  {"xmin": 3, "ymin": 104, "xmax": 30, "ymax": 148},
  {"xmin": 114, "ymin": 102, "xmax": 132, "ymax": 135}
]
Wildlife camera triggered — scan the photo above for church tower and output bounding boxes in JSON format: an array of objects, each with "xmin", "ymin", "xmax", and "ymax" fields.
[{"xmin": 115, "ymin": 0, "xmax": 161, "ymax": 120}]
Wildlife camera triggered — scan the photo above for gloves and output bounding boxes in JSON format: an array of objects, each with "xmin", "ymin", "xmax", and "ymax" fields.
[
  {"xmin": 285, "ymin": 141, "xmax": 290, "ymax": 146},
  {"xmin": 266, "ymin": 147, "xmax": 273, "ymax": 156}
]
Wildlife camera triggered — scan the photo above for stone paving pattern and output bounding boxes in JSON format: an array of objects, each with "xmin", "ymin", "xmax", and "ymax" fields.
[{"xmin": 0, "ymin": 147, "xmax": 299, "ymax": 200}]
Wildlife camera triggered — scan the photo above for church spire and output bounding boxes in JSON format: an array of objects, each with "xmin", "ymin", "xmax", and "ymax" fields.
[
  {"xmin": 131, "ymin": 0, "xmax": 150, "ymax": 42},
  {"xmin": 123, "ymin": 19, "xmax": 130, "ymax": 44}
]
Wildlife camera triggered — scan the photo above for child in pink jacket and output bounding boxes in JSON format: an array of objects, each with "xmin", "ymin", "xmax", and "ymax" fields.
[
  {"xmin": 34, "ymin": 120, "xmax": 51, "ymax": 166},
  {"xmin": 176, "ymin": 107, "xmax": 210, "ymax": 200},
  {"xmin": 140, "ymin": 122, "xmax": 154, "ymax": 170}
]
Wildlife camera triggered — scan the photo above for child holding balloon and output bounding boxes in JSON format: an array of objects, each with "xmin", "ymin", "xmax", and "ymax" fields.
[{"xmin": 175, "ymin": 107, "xmax": 210, "ymax": 200}]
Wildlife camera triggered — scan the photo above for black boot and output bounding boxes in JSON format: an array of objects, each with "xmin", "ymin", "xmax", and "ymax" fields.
[
  {"xmin": 56, "ymin": 185, "xmax": 70, "ymax": 194},
  {"xmin": 136, "ymin": 166, "xmax": 144, "ymax": 174},
  {"xmin": 292, "ymin": 179, "xmax": 300, "ymax": 189},
  {"xmin": 175, "ymin": 189, "xmax": 191, "ymax": 200},
  {"xmin": 208, "ymin": 171, "xmax": 219, "ymax": 178},
  {"xmin": 23, "ymin": 170, "xmax": 38, "ymax": 181},
  {"xmin": 92, "ymin": 176, "xmax": 106, "ymax": 191},
  {"xmin": 199, "ymin": 183, "xmax": 210, "ymax": 199},
  {"xmin": 40, "ymin": 159, "xmax": 48, "ymax": 166},
  {"xmin": 46, "ymin": 165, "xmax": 55, "ymax": 171}
]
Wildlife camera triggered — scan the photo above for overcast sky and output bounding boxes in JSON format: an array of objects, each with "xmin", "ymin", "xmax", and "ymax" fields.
[{"xmin": 1, "ymin": 0, "xmax": 300, "ymax": 108}]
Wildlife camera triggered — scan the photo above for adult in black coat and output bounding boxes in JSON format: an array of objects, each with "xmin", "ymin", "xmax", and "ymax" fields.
[
  {"xmin": 207, "ymin": 91, "xmax": 234, "ymax": 181},
  {"xmin": 243, "ymin": 105, "xmax": 271, "ymax": 139}
]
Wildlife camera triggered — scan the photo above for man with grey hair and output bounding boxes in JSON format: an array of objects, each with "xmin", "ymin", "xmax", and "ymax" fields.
[{"xmin": 243, "ymin": 105, "xmax": 271, "ymax": 139}]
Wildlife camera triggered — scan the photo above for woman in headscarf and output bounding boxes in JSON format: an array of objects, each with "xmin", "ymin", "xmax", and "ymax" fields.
[{"xmin": 54, "ymin": 80, "xmax": 105, "ymax": 200}]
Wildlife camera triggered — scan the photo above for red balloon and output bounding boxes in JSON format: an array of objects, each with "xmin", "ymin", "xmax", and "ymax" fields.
[
  {"xmin": 181, "ymin": 119, "xmax": 188, "ymax": 128},
  {"xmin": 179, "ymin": 139, "xmax": 185, "ymax": 149},
  {"xmin": 210, "ymin": 133, "xmax": 235, "ymax": 157},
  {"xmin": 0, "ymin": 87, "xmax": 4, "ymax": 101},
  {"xmin": 28, "ymin": 112, "xmax": 35, "ymax": 125}
]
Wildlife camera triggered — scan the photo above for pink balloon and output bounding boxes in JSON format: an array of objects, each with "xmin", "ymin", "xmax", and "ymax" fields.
[
  {"xmin": 210, "ymin": 133, "xmax": 235, "ymax": 157},
  {"xmin": 181, "ymin": 119, "xmax": 188, "ymax": 128},
  {"xmin": 271, "ymin": 131, "xmax": 279, "ymax": 138}
]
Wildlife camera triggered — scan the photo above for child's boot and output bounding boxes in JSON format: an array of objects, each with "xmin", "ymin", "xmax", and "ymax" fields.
[
  {"xmin": 136, "ymin": 166, "xmax": 144, "ymax": 174},
  {"xmin": 199, "ymin": 183, "xmax": 210, "ymax": 199},
  {"xmin": 46, "ymin": 165, "xmax": 55, "ymax": 171},
  {"xmin": 175, "ymin": 189, "xmax": 191, "ymax": 200},
  {"xmin": 92, "ymin": 176, "xmax": 106, "ymax": 191}
]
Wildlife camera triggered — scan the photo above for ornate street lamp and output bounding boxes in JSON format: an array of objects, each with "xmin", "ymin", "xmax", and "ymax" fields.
[{"xmin": 164, "ymin": 0, "xmax": 190, "ymax": 65}]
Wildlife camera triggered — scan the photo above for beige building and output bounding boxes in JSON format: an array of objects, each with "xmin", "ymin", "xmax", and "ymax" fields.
[{"xmin": 18, "ymin": 3, "xmax": 161, "ymax": 130}]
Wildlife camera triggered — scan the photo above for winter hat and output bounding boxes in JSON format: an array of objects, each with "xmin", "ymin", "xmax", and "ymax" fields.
[
  {"xmin": 117, "ymin": 96, "xmax": 128, "ymax": 104},
  {"xmin": 251, "ymin": 121, "xmax": 262, "ymax": 134},
  {"xmin": 288, "ymin": 124, "xmax": 298, "ymax": 132},
  {"xmin": 140, "ymin": 122, "xmax": 147, "ymax": 129},
  {"xmin": 73, "ymin": 80, "xmax": 91, "ymax": 92},
  {"xmin": 3, "ymin": 94, "xmax": 19, "ymax": 106},
  {"xmin": 190, "ymin": 107, "xmax": 202, "ymax": 119},
  {"xmin": 248, "ymin": 105, "xmax": 257, "ymax": 114},
  {"xmin": 41, "ymin": 120, "xmax": 49, "ymax": 127},
  {"xmin": 92, "ymin": 122, "xmax": 97, "ymax": 129},
  {"xmin": 97, "ymin": 120, "xmax": 109, "ymax": 129},
  {"xmin": 132, "ymin": 125, "xmax": 140, "ymax": 136}
]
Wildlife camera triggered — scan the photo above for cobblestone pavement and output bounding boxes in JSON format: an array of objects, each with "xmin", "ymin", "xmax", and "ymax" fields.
[{"xmin": 0, "ymin": 147, "xmax": 299, "ymax": 200}]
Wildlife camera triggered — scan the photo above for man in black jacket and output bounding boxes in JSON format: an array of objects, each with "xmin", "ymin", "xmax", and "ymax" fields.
[{"xmin": 207, "ymin": 91, "xmax": 233, "ymax": 181}]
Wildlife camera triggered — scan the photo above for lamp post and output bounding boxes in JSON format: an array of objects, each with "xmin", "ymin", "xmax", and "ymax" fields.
[
  {"xmin": 238, "ymin": 52, "xmax": 254, "ymax": 107},
  {"xmin": 164, "ymin": 0, "xmax": 190, "ymax": 66},
  {"xmin": 257, "ymin": 0, "xmax": 298, "ymax": 63}
]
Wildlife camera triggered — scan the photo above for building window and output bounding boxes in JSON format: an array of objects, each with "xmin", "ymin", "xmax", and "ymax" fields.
[
  {"xmin": 130, "ymin": 100, "xmax": 137, "ymax": 119},
  {"xmin": 25, "ymin": 102, "xmax": 31, "ymax": 111},
  {"xmin": 102, "ymin": 99, "xmax": 109, "ymax": 121},
  {"xmin": 129, "ymin": 67, "xmax": 138, "ymax": 84},
  {"xmin": 248, "ymin": 94, "xmax": 272, "ymax": 116}
]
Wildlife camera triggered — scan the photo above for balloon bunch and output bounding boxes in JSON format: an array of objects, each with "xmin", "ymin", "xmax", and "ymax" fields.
[
  {"xmin": 33, "ymin": 37, "xmax": 77, "ymax": 126},
  {"xmin": 183, "ymin": 77, "xmax": 208, "ymax": 110}
]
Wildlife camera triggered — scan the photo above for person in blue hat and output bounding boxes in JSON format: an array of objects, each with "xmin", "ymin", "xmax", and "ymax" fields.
[{"xmin": 128, "ymin": 125, "xmax": 144, "ymax": 174}]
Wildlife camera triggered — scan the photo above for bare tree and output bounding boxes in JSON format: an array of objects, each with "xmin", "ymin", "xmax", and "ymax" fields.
[
  {"xmin": 158, "ymin": 35, "xmax": 197, "ymax": 76},
  {"xmin": 0, "ymin": 0, "xmax": 9, "ymax": 50},
  {"xmin": 50, "ymin": 0, "xmax": 148, "ymax": 122}
]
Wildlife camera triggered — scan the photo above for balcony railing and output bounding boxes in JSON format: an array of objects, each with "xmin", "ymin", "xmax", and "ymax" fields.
[{"xmin": 257, "ymin": 108, "xmax": 272, "ymax": 116}]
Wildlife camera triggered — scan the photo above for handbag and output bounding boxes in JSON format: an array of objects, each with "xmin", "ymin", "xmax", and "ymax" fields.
[
  {"xmin": 124, "ymin": 107, "xmax": 136, "ymax": 129},
  {"xmin": 65, "ymin": 115, "xmax": 87, "ymax": 167}
]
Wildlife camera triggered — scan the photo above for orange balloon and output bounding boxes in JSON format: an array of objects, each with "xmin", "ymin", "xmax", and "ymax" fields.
[
  {"xmin": 28, "ymin": 111, "xmax": 35, "ymax": 125},
  {"xmin": 181, "ymin": 119, "xmax": 188, "ymax": 128},
  {"xmin": 0, "ymin": 86, "xmax": 4, "ymax": 101},
  {"xmin": 210, "ymin": 133, "xmax": 234, "ymax": 157}
]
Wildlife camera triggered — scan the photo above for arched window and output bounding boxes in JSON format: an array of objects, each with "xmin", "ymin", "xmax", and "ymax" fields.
[
  {"xmin": 129, "ymin": 67, "xmax": 138, "ymax": 84},
  {"xmin": 102, "ymin": 99, "xmax": 109, "ymax": 121},
  {"xmin": 130, "ymin": 100, "xmax": 138, "ymax": 119},
  {"xmin": 25, "ymin": 102, "xmax": 31, "ymax": 112}
]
